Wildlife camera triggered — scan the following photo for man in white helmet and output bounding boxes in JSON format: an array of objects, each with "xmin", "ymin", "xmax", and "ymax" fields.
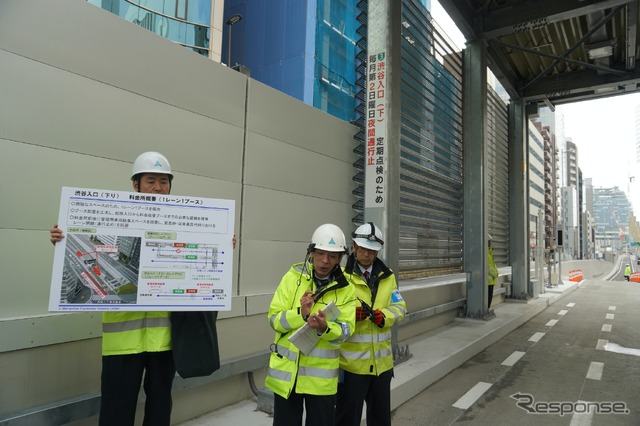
[
  {"xmin": 336, "ymin": 222, "xmax": 406, "ymax": 426},
  {"xmin": 50, "ymin": 152, "xmax": 234, "ymax": 426},
  {"xmin": 266, "ymin": 224, "xmax": 356, "ymax": 426},
  {"xmin": 625, "ymin": 263, "xmax": 632, "ymax": 281}
]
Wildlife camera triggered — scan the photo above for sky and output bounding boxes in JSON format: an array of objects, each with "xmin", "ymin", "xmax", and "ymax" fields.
[
  {"xmin": 557, "ymin": 96, "xmax": 640, "ymax": 215},
  {"xmin": 431, "ymin": 1, "xmax": 640, "ymax": 216}
]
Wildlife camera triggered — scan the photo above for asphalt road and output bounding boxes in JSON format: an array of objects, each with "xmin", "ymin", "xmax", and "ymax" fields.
[{"xmin": 391, "ymin": 272, "xmax": 640, "ymax": 425}]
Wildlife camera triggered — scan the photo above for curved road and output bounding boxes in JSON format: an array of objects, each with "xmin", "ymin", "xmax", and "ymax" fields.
[{"xmin": 392, "ymin": 258, "xmax": 640, "ymax": 425}]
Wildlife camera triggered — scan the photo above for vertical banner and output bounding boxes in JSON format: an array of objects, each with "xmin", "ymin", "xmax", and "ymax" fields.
[{"xmin": 364, "ymin": 51, "xmax": 388, "ymax": 208}]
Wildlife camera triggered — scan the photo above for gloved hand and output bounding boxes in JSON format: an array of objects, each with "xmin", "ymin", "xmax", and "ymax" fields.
[
  {"xmin": 355, "ymin": 306, "xmax": 368, "ymax": 321},
  {"xmin": 370, "ymin": 310, "xmax": 385, "ymax": 328}
]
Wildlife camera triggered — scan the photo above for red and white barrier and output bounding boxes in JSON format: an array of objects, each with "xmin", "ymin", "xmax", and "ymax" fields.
[{"xmin": 568, "ymin": 269, "xmax": 584, "ymax": 282}]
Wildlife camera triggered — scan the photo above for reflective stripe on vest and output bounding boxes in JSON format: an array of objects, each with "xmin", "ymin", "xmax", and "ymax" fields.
[
  {"xmin": 341, "ymin": 346, "xmax": 392, "ymax": 361},
  {"xmin": 270, "ymin": 312, "xmax": 291, "ymax": 331},
  {"xmin": 348, "ymin": 330, "xmax": 392, "ymax": 344},
  {"xmin": 298, "ymin": 366, "xmax": 338, "ymax": 379},
  {"xmin": 102, "ymin": 316, "xmax": 170, "ymax": 333},
  {"xmin": 308, "ymin": 347, "xmax": 340, "ymax": 359},
  {"xmin": 268, "ymin": 367, "xmax": 292, "ymax": 382},
  {"xmin": 388, "ymin": 304, "xmax": 406, "ymax": 319},
  {"xmin": 274, "ymin": 345, "xmax": 298, "ymax": 362}
]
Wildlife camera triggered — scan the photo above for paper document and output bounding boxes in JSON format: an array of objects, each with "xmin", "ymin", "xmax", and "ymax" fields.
[
  {"xmin": 49, "ymin": 187, "xmax": 235, "ymax": 312},
  {"xmin": 288, "ymin": 301, "xmax": 341, "ymax": 355}
]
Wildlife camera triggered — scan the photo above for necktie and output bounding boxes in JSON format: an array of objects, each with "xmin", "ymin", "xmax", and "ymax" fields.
[{"xmin": 363, "ymin": 271, "xmax": 370, "ymax": 283}]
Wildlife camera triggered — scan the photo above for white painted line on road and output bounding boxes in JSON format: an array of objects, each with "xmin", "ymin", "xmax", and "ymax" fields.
[
  {"xmin": 558, "ymin": 309, "xmax": 568, "ymax": 316},
  {"xmin": 606, "ymin": 313, "xmax": 614, "ymax": 320},
  {"xmin": 501, "ymin": 351, "xmax": 525, "ymax": 367},
  {"xmin": 596, "ymin": 339, "xmax": 608, "ymax": 350},
  {"xmin": 604, "ymin": 342, "xmax": 640, "ymax": 357},
  {"xmin": 586, "ymin": 362, "xmax": 604, "ymax": 380},
  {"xmin": 608, "ymin": 306, "xmax": 616, "ymax": 311},
  {"xmin": 452, "ymin": 382, "xmax": 492, "ymax": 410},
  {"xmin": 546, "ymin": 319, "xmax": 558, "ymax": 327},
  {"xmin": 566, "ymin": 302, "xmax": 575, "ymax": 307},
  {"xmin": 569, "ymin": 400, "xmax": 594, "ymax": 426},
  {"xmin": 529, "ymin": 332, "xmax": 545, "ymax": 342},
  {"xmin": 601, "ymin": 324, "xmax": 612, "ymax": 332}
]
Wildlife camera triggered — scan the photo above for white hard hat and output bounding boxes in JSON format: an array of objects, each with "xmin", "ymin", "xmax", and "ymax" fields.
[
  {"xmin": 310, "ymin": 224, "xmax": 347, "ymax": 253},
  {"xmin": 131, "ymin": 151, "xmax": 173, "ymax": 180},
  {"xmin": 352, "ymin": 222, "xmax": 384, "ymax": 251}
]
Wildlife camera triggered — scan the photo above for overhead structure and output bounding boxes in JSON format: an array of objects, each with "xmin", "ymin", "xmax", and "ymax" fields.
[{"xmin": 439, "ymin": 0, "xmax": 640, "ymax": 107}]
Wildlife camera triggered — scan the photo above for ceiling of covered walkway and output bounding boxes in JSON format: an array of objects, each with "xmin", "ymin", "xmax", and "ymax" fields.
[{"xmin": 439, "ymin": 0, "xmax": 640, "ymax": 107}]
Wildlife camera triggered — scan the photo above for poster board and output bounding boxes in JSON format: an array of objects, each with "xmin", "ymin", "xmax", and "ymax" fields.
[{"xmin": 49, "ymin": 187, "xmax": 234, "ymax": 312}]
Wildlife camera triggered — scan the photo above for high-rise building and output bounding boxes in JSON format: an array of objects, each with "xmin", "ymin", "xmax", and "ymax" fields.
[
  {"xmin": 223, "ymin": 0, "xmax": 432, "ymax": 123},
  {"xmin": 565, "ymin": 138, "xmax": 579, "ymax": 188},
  {"xmin": 87, "ymin": 0, "xmax": 224, "ymax": 60},
  {"xmin": 560, "ymin": 186, "xmax": 579, "ymax": 259},
  {"xmin": 593, "ymin": 186, "xmax": 631, "ymax": 254},
  {"xmin": 222, "ymin": 0, "xmax": 359, "ymax": 121},
  {"xmin": 534, "ymin": 122, "xmax": 559, "ymax": 251},
  {"xmin": 528, "ymin": 122, "xmax": 546, "ymax": 256}
]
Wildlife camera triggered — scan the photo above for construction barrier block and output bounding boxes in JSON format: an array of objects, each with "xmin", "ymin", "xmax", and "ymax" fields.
[{"xmin": 568, "ymin": 269, "xmax": 583, "ymax": 282}]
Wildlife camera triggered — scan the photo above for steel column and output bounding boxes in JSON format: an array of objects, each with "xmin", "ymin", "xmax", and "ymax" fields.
[
  {"xmin": 462, "ymin": 39, "xmax": 489, "ymax": 319},
  {"xmin": 508, "ymin": 100, "xmax": 531, "ymax": 298}
]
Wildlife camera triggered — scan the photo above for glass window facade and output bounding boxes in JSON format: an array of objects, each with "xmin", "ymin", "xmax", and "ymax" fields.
[{"xmin": 88, "ymin": 0, "xmax": 211, "ymax": 56}]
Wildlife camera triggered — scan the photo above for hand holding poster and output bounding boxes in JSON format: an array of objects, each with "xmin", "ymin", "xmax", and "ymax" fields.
[{"xmin": 49, "ymin": 187, "xmax": 235, "ymax": 312}]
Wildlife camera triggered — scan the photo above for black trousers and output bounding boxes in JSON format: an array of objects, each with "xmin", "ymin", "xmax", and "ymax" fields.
[
  {"xmin": 99, "ymin": 350, "xmax": 176, "ymax": 426},
  {"xmin": 273, "ymin": 390, "xmax": 336, "ymax": 426},
  {"xmin": 335, "ymin": 369, "xmax": 393, "ymax": 426}
]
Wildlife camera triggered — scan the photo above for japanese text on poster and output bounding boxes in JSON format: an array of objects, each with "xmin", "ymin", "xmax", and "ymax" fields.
[{"xmin": 49, "ymin": 187, "xmax": 235, "ymax": 312}]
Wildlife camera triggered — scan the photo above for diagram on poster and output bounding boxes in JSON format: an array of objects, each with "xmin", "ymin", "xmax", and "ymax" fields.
[{"xmin": 49, "ymin": 187, "xmax": 235, "ymax": 312}]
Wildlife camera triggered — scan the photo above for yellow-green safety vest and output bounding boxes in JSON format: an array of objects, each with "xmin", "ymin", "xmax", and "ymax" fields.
[
  {"xmin": 340, "ymin": 256, "xmax": 406, "ymax": 376},
  {"xmin": 488, "ymin": 247, "xmax": 499, "ymax": 286},
  {"xmin": 102, "ymin": 311, "xmax": 171, "ymax": 355},
  {"xmin": 265, "ymin": 262, "xmax": 356, "ymax": 398}
]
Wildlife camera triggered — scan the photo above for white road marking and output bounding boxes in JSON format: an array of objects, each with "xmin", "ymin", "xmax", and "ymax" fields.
[
  {"xmin": 596, "ymin": 339, "xmax": 608, "ymax": 350},
  {"xmin": 604, "ymin": 342, "xmax": 640, "ymax": 357},
  {"xmin": 546, "ymin": 319, "xmax": 558, "ymax": 327},
  {"xmin": 566, "ymin": 302, "xmax": 576, "ymax": 307},
  {"xmin": 608, "ymin": 306, "xmax": 616, "ymax": 311},
  {"xmin": 601, "ymin": 324, "xmax": 612, "ymax": 332},
  {"xmin": 558, "ymin": 309, "xmax": 568, "ymax": 316},
  {"xmin": 452, "ymin": 382, "xmax": 492, "ymax": 409},
  {"xmin": 569, "ymin": 401, "xmax": 594, "ymax": 426},
  {"xmin": 501, "ymin": 351, "xmax": 525, "ymax": 367},
  {"xmin": 606, "ymin": 313, "xmax": 614, "ymax": 320},
  {"xmin": 586, "ymin": 362, "xmax": 604, "ymax": 380},
  {"xmin": 529, "ymin": 332, "xmax": 545, "ymax": 342}
]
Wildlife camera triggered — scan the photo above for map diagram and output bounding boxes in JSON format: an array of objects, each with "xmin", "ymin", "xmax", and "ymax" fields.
[{"xmin": 49, "ymin": 187, "xmax": 234, "ymax": 312}]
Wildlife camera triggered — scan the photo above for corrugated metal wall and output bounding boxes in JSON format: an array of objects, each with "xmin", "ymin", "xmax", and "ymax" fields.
[
  {"xmin": 486, "ymin": 87, "xmax": 510, "ymax": 266},
  {"xmin": 398, "ymin": 0, "xmax": 464, "ymax": 278},
  {"xmin": 353, "ymin": 0, "xmax": 510, "ymax": 278}
]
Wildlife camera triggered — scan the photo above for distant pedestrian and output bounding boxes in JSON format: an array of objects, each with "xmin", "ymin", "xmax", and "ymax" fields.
[{"xmin": 624, "ymin": 263, "xmax": 631, "ymax": 281}]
